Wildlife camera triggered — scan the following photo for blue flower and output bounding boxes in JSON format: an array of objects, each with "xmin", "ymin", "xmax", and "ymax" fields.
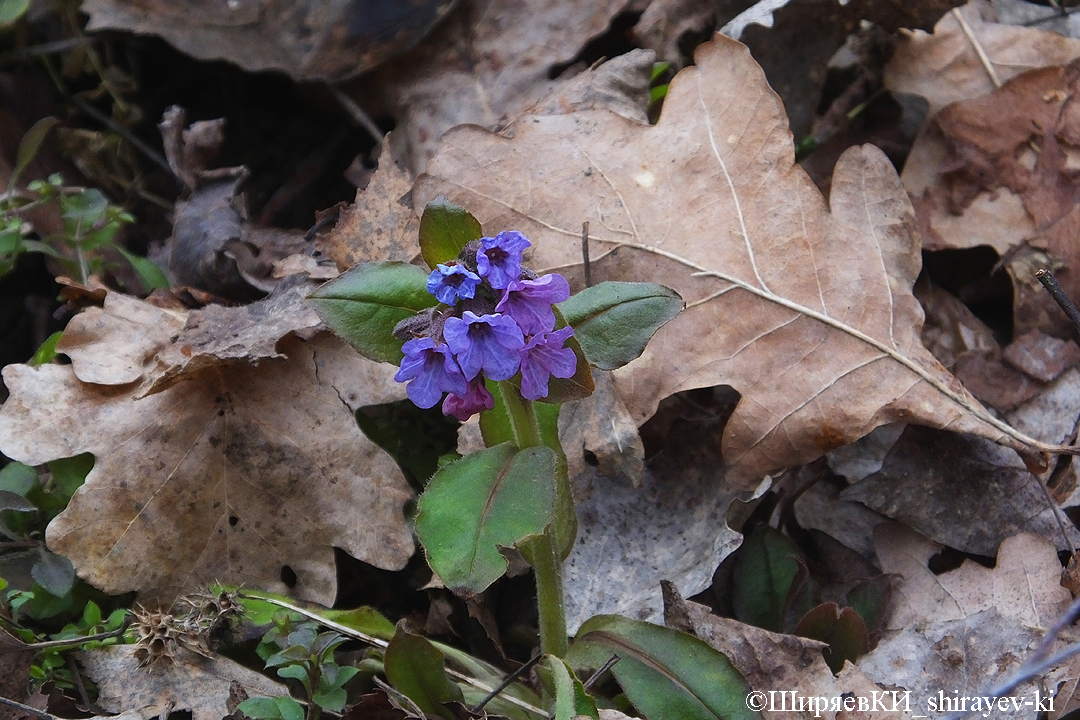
[
  {"xmin": 519, "ymin": 326, "xmax": 577, "ymax": 400},
  {"xmin": 476, "ymin": 231, "xmax": 531, "ymax": 289},
  {"xmin": 443, "ymin": 311, "xmax": 525, "ymax": 381},
  {"xmin": 442, "ymin": 379, "xmax": 495, "ymax": 421},
  {"xmin": 427, "ymin": 263, "xmax": 481, "ymax": 305},
  {"xmin": 394, "ymin": 337, "xmax": 468, "ymax": 408},
  {"xmin": 495, "ymin": 273, "xmax": 571, "ymax": 335}
]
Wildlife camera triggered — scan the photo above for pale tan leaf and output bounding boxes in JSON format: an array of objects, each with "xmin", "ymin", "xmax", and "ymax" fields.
[
  {"xmin": 321, "ymin": 136, "xmax": 421, "ymax": 272},
  {"xmin": 56, "ymin": 293, "xmax": 186, "ymax": 386},
  {"xmin": 415, "ymin": 34, "xmax": 1065, "ymax": 487},
  {"xmin": 874, "ymin": 523, "xmax": 1069, "ymax": 630},
  {"xmin": 884, "ymin": 0, "xmax": 1080, "ymax": 118},
  {"xmin": 79, "ymin": 645, "xmax": 287, "ymax": 720},
  {"xmin": 0, "ymin": 333, "xmax": 413, "ymax": 606}
]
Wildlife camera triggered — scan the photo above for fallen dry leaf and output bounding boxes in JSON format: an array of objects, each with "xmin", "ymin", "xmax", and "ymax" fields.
[
  {"xmin": 857, "ymin": 525, "xmax": 1070, "ymax": 718},
  {"xmin": 352, "ymin": 0, "xmax": 636, "ymax": 173},
  {"xmin": 78, "ymin": 645, "xmax": 288, "ymax": 720},
  {"xmin": 884, "ymin": 0, "xmax": 1080, "ymax": 118},
  {"xmin": 0, "ymin": 322, "xmax": 413, "ymax": 605},
  {"xmin": 414, "ymin": 33, "xmax": 1069, "ymax": 488},
  {"xmin": 321, "ymin": 136, "xmax": 421, "ymax": 272},
  {"xmin": 81, "ymin": 0, "xmax": 458, "ymax": 82},
  {"xmin": 562, "ymin": 396, "xmax": 742, "ymax": 631},
  {"xmin": 55, "ymin": 292, "xmax": 186, "ymax": 387},
  {"xmin": 843, "ymin": 425, "xmax": 1080, "ymax": 555},
  {"xmin": 667, "ymin": 595, "xmax": 901, "ymax": 720}
]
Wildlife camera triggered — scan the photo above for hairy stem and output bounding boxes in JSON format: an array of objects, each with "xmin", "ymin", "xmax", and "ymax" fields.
[{"xmin": 499, "ymin": 382, "xmax": 569, "ymax": 657}]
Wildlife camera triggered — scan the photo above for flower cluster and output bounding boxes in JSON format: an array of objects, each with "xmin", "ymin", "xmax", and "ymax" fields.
[{"xmin": 394, "ymin": 231, "xmax": 577, "ymax": 421}]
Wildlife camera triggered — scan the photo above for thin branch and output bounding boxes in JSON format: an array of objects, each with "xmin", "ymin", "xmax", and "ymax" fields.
[
  {"xmin": 0, "ymin": 696, "xmax": 59, "ymax": 720},
  {"xmin": 953, "ymin": 8, "xmax": 1002, "ymax": 88},
  {"xmin": 1037, "ymin": 269, "xmax": 1080, "ymax": 337},
  {"xmin": 581, "ymin": 222, "xmax": 592, "ymax": 287},
  {"xmin": 328, "ymin": 86, "xmax": 385, "ymax": 144},
  {"xmin": 470, "ymin": 652, "xmax": 542, "ymax": 713}
]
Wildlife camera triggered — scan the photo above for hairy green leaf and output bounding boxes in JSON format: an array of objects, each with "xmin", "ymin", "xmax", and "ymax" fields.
[
  {"xmin": 308, "ymin": 261, "xmax": 435, "ymax": 363},
  {"xmin": 416, "ymin": 443, "xmax": 555, "ymax": 592},
  {"xmin": 419, "ymin": 197, "xmax": 483, "ymax": 268},
  {"xmin": 384, "ymin": 625, "xmax": 463, "ymax": 720},
  {"xmin": 567, "ymin": 615, "xmax": 758, "ymax": 720},
  {"xmin": 558, "ymin": 282, "xmax": 683, "ymax": 370}
]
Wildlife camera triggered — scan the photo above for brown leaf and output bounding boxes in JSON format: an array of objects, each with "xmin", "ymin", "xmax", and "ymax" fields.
[
  {"xmin": 0, "ymin": 333, "xmax": 413, "ymax": 605},
  {"xmin": 858, "ymin": 525, "xmax": 1070, "ymax": 715},
  {"xmin": 81, "ymin": 0, "xmax": 458, "ymax": 82},
  {"xmin": 55, "ymin": 293, "xmax": 186, "ymax": 386},
  {"xmin": 354, "ymin": 0, "xmax": 637, "ymax": 173},
  {"xmin": 78, "ymin": 645, "xmax": 288, "ymax": 720},
  {"xmin": 1003, "ymin": 329, "xmax": 1080, "ymax": 383},
  {"xmin": 674, "ymin": 603, "xmax": 898, "ymax": 720},
  {"xmin": 320, "ymin": 136, "xmax": 421, "ymax": 271},
  {"xmin": 884, "ymin": 0, "xmax": 1080, "ymax": 118},
  {"xmin": 843, "ymin": 425, "xmax": 1080, "ymax": 555},
  {"xmin": 415, "ymin": 34, "xmax": 1064, "ymax": 488}
]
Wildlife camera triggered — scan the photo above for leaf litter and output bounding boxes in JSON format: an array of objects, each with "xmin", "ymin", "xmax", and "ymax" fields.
[
  {"xmin": 9, "ymin": 2, "xmax": 1080, "ymax": 716},
  {"xmin": 0, "ymin": 284, "xmax": 414, "ymax": 606}
]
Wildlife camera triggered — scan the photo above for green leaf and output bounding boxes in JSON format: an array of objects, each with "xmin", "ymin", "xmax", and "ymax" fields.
[
  {"xmin": 322, "ymin": 605, "xmax": 396, "ymax": 642},
  {"xmin": 31, "ymin": 549, "xmax": 75, "ymax": 598},
  {"xmin": 276, "ymin": 696, "xmax": 305, "ymax": 720},
  {"xmin": 0, "ymin": 462, "xmax": 36, "ymax": 497},
  {"xmin": 308, "ymin": 261, "xmax": 436, "ymax": 363},
  {"xmin": 116, "ymin": 246, "xmax": 170, "ymax": 291},
  {"xmin": 236, "ymin": 697, "xmax": 285, "ymax": 720},
  {"xmin": 276, "ymin": 664, "xmax": 309, "ymax": 682},
  {"xmin": 566, "ymin": 616, "xmax": 759, "ymax": 720},
  {"xmin": 29, "ymin": 331, "xmax": 63, "ymax": 366},
  {"xmin": 384, "ymin": 625, "xmax": 463, "ymax": 720},
  {"xmin": 48, "ymin": 454, "xmax": 94, "ymax": 506},
  {"xmin": 312, "ymin": 686, "xmax": 347, "ymax": 712},
  {"xmin": 415, "ymin": 443, "xmax": 556, "ymax": 593},
  {"xmin": 845, "ymin": 575, "xmax": 894, "ymax": 637},
  {"xmin": 731, "ymin": 526, "xmax": 804, "ymax": 633},
  {"xmin": 543, "ymin": 307, "xmax": 595, "ymax": 403},
  {"xmin": 545, "ymin": 656, "xmax": 598, "ymax": 720},
  {"xmin": 0, "ymin": 489, "xmax": 35, "ymax": 539},
  {"xmin": 13, "ymin": 117, "xmax": 58, "ymax": 184},
  {"xmin": 434, "ymin": 641, "xmax": 543, "ymax": 720},
  {"xmin": 418, "ymin": 197, "xmax": 483, "ymax": 268},
  {"xmin": 558, "ymin": 282, "xmax": 683, "ymax": 370},
  {"xmin": 479, "ymin": 384, "xmax": 576, "ymax": 559}
]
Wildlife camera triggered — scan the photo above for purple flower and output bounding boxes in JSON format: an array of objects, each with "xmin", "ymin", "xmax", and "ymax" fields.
[
  {"xmin": 394, "ymin": 337, "xmax": 468, "ymax": 408},
  {"xmin": 427, "ymin": 263, "xmax": 481, "ymax": 305},
  {"xmin": 444, "ymin": 311, "xmax": 524, "ymax": 381},
  {"xmin": 476, "ymin": 231, "xmax": 531, "ymax": 289},
  {"xmin": 495, "ymin": 273, "xmax": 571, "ymax": 335},
  {"xmin": 519, "ymin": 326, "xmax": 577, "ymax": 400},
  {"xmin": 442, "ymin": 379, "xmax": 495, "ymax": 421}
]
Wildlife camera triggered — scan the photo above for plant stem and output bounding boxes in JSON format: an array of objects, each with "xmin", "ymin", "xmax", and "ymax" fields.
[
  {"xmin": 498, "ymin": 381, "xmax": 569, "ymax": 658},
  {"xmin": 499, "ymin": 384, "xmax": 543, "ymax": 449},
  {"xmin": 526, "ymin": 532, "xmax": 569, "ymax": 658}
]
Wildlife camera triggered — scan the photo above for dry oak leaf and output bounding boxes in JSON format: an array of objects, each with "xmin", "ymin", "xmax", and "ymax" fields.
[
  {"xmin": 415, "ymin": 33, "xmax": 1068, "ymax": 488},
  {"xmin": 0, "ymin": 332, "xmax": 414, "ymax": 606},
  {"xmin": 78, "ymin": 645, "xmax": 288, "ymax": 720}
]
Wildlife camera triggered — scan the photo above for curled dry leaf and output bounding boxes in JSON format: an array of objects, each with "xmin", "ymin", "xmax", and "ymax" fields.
[
  {"xmin": 0, "ymin": 290, "xmax": 413, "ymax": 605},
  {"xmin": 416, "ymin": 34, "xmax": 1069, "ymax": 488}
]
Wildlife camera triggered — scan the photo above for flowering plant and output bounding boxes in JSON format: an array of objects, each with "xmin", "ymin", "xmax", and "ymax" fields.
[{"xmin": 309, "ymin": 198, "xmax": 682, "ymax": 662}]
